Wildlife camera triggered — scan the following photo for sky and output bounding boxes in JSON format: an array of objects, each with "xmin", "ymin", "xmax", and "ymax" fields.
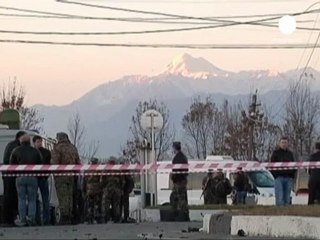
[{"xmin": 1, "ymin": 0, "xmax": 320, "ymax": 106}]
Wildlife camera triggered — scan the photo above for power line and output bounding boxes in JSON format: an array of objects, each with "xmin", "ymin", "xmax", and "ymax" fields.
[
  {"xmin": 0, "ymin": 24, "xmax": 237, "ymax": 35},
  {"xmin": 2, "ymin": 39, "xmax": 320, "ymax": 48},
  {"xmin": 56, "ymin": 0, "xmax": 320, "ymax": 26}
]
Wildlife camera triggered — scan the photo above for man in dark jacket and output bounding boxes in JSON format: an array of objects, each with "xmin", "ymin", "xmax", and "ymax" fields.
[
  {"xmin": 308, "ymin": 142, "xmax": 320, "ymax": 205},
  {"xmin": 169, "ymin": 142, "xmax": 189, "ymax": 221},
  {"xmin": 270, "ymin": 137, "xmax": 295, "ymax": 206},
  {"xmin": 33, "ymin": 135, "xmax": 51, "ymax": 225},
  {"xmin": 120, "ymin": 171, "xmax": 135, "ymax": 223},
  {"xmin": 233, "ymin": 167, "xmax": 250, "ymax": 205},
  {"xmin": 10, "ymin": 134, "xmax": 42, "ymax": 226},
  {"xmin": 2, "ymin": 131, "xmax": 26, "ymax": 226}
]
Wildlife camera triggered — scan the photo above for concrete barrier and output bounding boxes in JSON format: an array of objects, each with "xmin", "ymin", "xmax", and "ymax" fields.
[
  {"xmin": 231, "ymin": 216, "xmax": 320, "ymax": 239},
  {"xmin": 140, "ymin": 209, "xmax": 227, "ymax": 222},
  {"xmin": 202, "ymin": 212, "xmax": 231, "ymax": 235}
]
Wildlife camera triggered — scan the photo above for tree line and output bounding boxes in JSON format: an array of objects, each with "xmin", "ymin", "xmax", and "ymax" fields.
[{"xmin": 123, "ymin": 78, "xmax": 320, "ymax": 162}]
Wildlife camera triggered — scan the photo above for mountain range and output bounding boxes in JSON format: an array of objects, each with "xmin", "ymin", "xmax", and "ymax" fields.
[{"xmin": 35, "ymin": 53, "xmax": 320, "ymax": 157}]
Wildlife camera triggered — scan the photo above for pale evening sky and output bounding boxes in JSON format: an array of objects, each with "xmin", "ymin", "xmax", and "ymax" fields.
[{"xmin": 0, "ymin": 0, "xmax": 319, "ymax": 105}]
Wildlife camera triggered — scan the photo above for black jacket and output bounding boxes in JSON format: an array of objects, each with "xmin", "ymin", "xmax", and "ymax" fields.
[
  {"xmin": 270, "ymin": 148, "xmax": 296, "ymax": 178},
  {"xmin": 309, "ymin": 151, "xmax": 320, "ymax": 183},
  {"xmin": 38, "ymin": 147, "xmax": 51, "ymax": 179},
  {"xmin": 234, "ymin": 172, "xmax": 250, "ymax": 192},
  {"xmin": 171, "ymin": 151, "xmax": 188, "ymax": 183},
  {"xmin": 10, "ymin": 143, "xmax": 42, "ymax": 166},
  {"xmin": 3, "ymin": 139, "xmax": 20, "ymax": 165},
  {"xmin": 39, "ymin": 147, "xmax": 51, "ymax": 165}
]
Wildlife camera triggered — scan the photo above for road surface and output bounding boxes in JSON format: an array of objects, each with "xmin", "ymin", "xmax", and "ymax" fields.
[{"xmin": 0, "ymin": 222, "xmax": 303, "ymax": 240}]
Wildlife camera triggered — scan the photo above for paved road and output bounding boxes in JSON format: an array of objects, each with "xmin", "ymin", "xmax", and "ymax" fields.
[{"xmin": 0, "ymin": 222, "xmax": 300, "ymax": 240}]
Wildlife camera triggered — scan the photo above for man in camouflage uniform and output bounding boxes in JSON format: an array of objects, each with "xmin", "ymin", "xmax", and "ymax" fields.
[
  {"xmin": 101, "ymin": 160, "xmax": 123, "ymax": 223},
  {"xmin": 202, "ymin": 169, "xmax": 215, "ymax": 205},
  {"xmin": 51, "ymin": 132, "xmax": 80, "ymax": 224},
  {"xmin": 85, "ymin": 158, "xmax": 102, "ymax": 224},
  {"xmin": 170, "ymin": 142, "xmax": 189, "ymax": 222}
]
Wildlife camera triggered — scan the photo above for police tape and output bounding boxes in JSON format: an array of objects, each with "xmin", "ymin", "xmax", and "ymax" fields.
[{"xmin": 0, "ymin": 161, "xmax": 319, "ymax": 177}]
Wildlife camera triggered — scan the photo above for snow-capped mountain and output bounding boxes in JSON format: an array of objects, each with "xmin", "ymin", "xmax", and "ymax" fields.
[{"xmin": 35, "ymin": 53, "xmax": 320, "ymax": 157}]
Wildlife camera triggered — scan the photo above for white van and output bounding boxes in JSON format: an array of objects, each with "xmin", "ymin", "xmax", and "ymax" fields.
[
  {"xmin": 0, "ymin": 128, "xmax": 60, "ymax": 224},
  {"xmin": 157, "ymin": 159, "xmax": 277, "ymax": 206}
]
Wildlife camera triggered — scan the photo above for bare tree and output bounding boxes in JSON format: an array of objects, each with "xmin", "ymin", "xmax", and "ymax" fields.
[
  {"xmin": 0, "ymin": 80, "xmax": 43, "ymax": 130},
  {"xmin": 283, "ymin": 79, "xmax": 320, "ymax": 158},
  {"xmin": 182, "ymin": 97, "xmax": 215, "ymax": 159},
  {"xmin": 121, "ymin": 139, "xmax": 141, "ymax": 164},
  {"xmin": 68, "ymin": 112, "xmax": 85, "ymax": 150},
  {"xmin": 68, "ymin": 112, "xmax": 99, "ymax": 162},
  {"xmin": 129, "ymin": 99, "xmax": 175, "ymax": 162}
]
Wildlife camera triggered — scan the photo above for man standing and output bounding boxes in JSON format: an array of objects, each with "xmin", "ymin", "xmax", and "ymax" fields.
[
  {"xmin": 33, "ymin": 135, "xmax": 51, "ymax": 225},
  {"xmin": 85, "ymin": 158, "xmax": 102, "ymax": 224},
  {"xmin": 270, "ymin": 137, "xmax": 295, "ymax": 206},
  {"xmin": 233, "ymin": 167, "xmax": 250, "ymax": 205},
  {"xmin": 308, "ymin": 142, "xmax": 320, "ymax": 205},
  {"xmin": 51, "ymin": 132, "xmax": 80, "ymax": 224},
  {"xmin": 202, "ymin": 170, "xmax": 215, "ymax": 205},
  {"xmin": 211, "ymin": 169, "xmax": 232, "ymax": 205},
  {"xmin": 2, "ymin": 131, "xmax": 26, "ymax": 226},
  {"xmin": 10, "ymin": 134, "xmax": 42, "ymax": 226},
  {"xmin": 101, "ymin": 160, "xmax": 123, "ymax": 223},
  {"xmin": 170, "ymin": 142, "xmax": 189, "ymax": 222},
  {"xmin": 120, "ymin": 170, "xmax": 135, "ymax": 223}
]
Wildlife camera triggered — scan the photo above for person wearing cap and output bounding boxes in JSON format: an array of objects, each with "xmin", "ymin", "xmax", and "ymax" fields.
[
  {"xmin": 10, "ymin": 134, "xmax": 42, "ymax": 226},
  {"xmin": 85, "ymin": 158, "xmax": 103, "ymax": 224},
  {"xmin": 2, "ymin": 130, "xmax": 26, "ymax": 226},
  {"xmin": 101, "ymin": 159, "xmax": 123, "ymax": 223},
  {"xmin": 170, "ymin": 142, "xmax": 189, "ymax": 221},
  {"xmin": 201, "ymin": 169, "xmax": 215, "ymax": 205},
  {"xmin": 233, "ymin": 167, "xmax": 250, "ymax": 205},
  {"xmin": 51, "ymin": 132, "xmax": 80, "ymax": 224}
]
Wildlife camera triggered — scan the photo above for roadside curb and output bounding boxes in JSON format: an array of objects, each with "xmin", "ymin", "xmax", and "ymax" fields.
[
  {"xmin": 202, "ymin": 213, "xmax": 320, "ymax": 239},
  {"xmin": 231, "ymin": 215, "xmax": 320, "ymax": 239}
]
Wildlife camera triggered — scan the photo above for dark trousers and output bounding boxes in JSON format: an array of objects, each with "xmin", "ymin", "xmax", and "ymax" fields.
[
  {"xmin": 2, "ymin": 177, "xmax": 18, "ymax": 225},
  {"xmin": 36, "ymin": 178, "xmax": 50, "ymax": 225},
  {"xmin": 308, "ymin": 180, "xmax": 320, "ymax": 205},
  {"xmin": 120, "ymin": 193, "xmax": 130, "ymax": 220}
]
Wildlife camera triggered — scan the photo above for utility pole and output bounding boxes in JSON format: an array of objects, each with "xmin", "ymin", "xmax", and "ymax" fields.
[{"xmin": 242, "ymin": 90, "xmax": 264, "ymax": 161}]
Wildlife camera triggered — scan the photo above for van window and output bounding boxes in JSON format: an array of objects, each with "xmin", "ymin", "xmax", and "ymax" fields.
[{"xmin": 247, "ymin": 171, "xmax": 274, "ymax": 188}]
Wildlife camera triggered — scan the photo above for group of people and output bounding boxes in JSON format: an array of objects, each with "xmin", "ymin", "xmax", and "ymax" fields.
[
  {"xmin": 202, "ymin": 168, "xmax": 249, "ymax": 205},
  {"xmin": 1, "ymin": 131, "xmax": 135, "ymax": 227},
  {"xmin": 169, "ymin": 137, "xmax": 320, "ymax": 219},
  {"xmin": 2, "ymin": 131, "xmax": 51, "ymax": 227}
]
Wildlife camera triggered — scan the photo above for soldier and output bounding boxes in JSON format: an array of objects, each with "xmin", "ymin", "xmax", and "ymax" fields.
[
  {"xmin": 212, "ymin": 169, "xmax": 232, "ymax": 205},
  {"xmin": 120, "ymin": 170, "xmax": 135, "ymax": 223},
  {"xmin": 233, "ymin": 167, "xmax": 250, "ymax": 205},
  {"xmin": 85, "ymin": 158, "xmax": 102, "ymax": 224},
  {"xmin": 51, "ymin": 132, "xmax": 80, "ymax": 224},
  {"xmin": 169, "ymin": 142, "xmax": 189, "ymax": 222},
  {"xmin": 101, "ymin": 160, "xmax": 123, "ymax": 223},
  {"xmin": 201, "ymin": 169, "xmax": 215, "ymax": 205}
]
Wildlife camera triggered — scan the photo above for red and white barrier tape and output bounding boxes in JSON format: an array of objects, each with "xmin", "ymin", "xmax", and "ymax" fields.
[{"xmin": 0, "ymin": 161, "xmax": 319, "ymax": 177}]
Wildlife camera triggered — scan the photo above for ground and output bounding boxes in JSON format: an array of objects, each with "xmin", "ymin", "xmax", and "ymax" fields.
[{"xmin": 0, "ymin": 222, "xmax": 301, "ymax": 240}]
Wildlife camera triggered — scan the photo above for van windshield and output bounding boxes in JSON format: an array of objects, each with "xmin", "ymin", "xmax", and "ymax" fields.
[{"xmin": 247, "ymin": 171, "xmax": 274, "ymax": 188}]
